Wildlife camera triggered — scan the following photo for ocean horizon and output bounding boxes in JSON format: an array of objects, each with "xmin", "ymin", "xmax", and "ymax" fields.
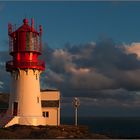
[{"xmin": 61, "ymin": 116, "xmax": 140, "ymax": 138}]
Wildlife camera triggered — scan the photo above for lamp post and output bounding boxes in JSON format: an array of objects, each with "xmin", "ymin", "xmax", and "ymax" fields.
[{"xmin": 72, "ymin": 97, "xmax": 80, "ymax": 126}]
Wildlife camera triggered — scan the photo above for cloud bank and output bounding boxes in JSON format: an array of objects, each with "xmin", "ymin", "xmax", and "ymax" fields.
[
  {"xmin": 1, "ymin": 38, "xmax": 140, "ymax": 116},
  {"xmin": 40, "ymin": 39, "xmax": 140, "ymax": 116}
]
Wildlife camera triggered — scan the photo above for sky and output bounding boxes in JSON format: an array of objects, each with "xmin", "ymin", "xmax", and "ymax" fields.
[
  {"xmin": 1, "ymin": 1, "xmax": 140, "ymax": 117},
  {"xmin": 1, "ymin": 1, "xmax": 140, "ymax": 48}
]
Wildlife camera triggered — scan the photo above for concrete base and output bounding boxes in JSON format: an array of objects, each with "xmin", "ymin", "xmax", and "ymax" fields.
[
  {"xmin": 1, "ymin": 116, "xmax": 47, "ymax": 128},
  {"xmin": 5, "ymin": 116, "xmax": 19, "ymax": 127},
  {"xmin": 18, "ymin": 116, "xmax": 47, "ymax": 126}
]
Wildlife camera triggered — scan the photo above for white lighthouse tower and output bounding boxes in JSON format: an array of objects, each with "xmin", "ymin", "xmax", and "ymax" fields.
[{"xmin": 3, "ymin": 18, "xmax": 46, "ymax": 127}]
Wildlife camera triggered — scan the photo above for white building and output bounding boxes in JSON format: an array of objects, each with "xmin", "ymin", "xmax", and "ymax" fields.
[{"xmin": 41, "ymin": 89, "xmax": 60, "ymax": 126}]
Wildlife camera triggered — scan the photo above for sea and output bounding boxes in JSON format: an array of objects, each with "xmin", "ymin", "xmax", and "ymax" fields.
[{"xmin": 61, "ymin": 117, "xmax": 140, "ymax": 138}]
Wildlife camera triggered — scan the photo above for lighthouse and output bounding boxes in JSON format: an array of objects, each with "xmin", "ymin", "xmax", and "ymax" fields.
[
  {"xmin": 3, "ymin": 18, "xmax": 47, "ymax": 127},
  {"xmin": 0, "ymin": 18, "xmax": 61, "ymax": 128}
]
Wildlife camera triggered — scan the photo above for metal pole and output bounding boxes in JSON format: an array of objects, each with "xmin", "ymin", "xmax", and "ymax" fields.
[
  {"xmin": 73, "ymin": 97, "xmax": 80, "ymax": 126},
  {"xmin": 75, "ymin": 107, "xmax": 78, "ymax": 126}
]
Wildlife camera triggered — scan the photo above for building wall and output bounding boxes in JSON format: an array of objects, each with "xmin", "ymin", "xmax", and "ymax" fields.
[
  {"xmin": 8, "ymin": 69, "xmax": 42, "ymax": 117},
  {"xmin": 42, "ymin": 107, "xmax": 60, "ymax": 126},
  {"xmin": 41, "ymin": 91, "xmax": 60, "ymax": 100},
  {"xmin": 9, "ymin": 69, "xmax": 42, "ymax": 117},
  {"xmin": 41, "ymin": 90, "xmax": 60, "ymax": 126},
  {"xmin": 2, "ymin": 69, "xmax": 47, "ymax": 127}
]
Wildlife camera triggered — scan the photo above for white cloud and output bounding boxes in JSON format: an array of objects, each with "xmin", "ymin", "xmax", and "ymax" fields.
[
  {"xmin": 47, "ymin": 69, "xmax": 64, "ymax": 83},
  {"xmin": 124, "ymin": 42, "xmax": 140, "ymax": 59},
  {"xmin": 69, "ymin": 67, "xmax": 90, "ymax": 74}
]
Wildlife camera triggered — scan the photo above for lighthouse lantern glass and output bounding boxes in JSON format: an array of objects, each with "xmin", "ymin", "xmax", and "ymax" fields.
[{"xmin": 6, "ymin": 19, "xmax": 45, "ymax": 72}]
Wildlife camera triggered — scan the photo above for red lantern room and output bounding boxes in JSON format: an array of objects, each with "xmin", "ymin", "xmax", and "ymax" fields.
[{"xmin": 6, "ymin": 18, "xmax": 45, "ymax": 72}]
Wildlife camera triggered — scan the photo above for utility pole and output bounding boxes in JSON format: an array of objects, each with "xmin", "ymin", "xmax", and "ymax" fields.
[{"xmin": 72, "ymin": 97, "xmax": 80, "ymax": 126}]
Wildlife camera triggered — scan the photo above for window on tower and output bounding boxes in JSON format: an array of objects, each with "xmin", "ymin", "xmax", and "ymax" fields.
[
  {"xmin": 36, "ymin": 74, "xmax": 38, "ymax": 80},
  {"xmin": 37, "ymin": 97, "xmax": 39, "ymax": 103}
]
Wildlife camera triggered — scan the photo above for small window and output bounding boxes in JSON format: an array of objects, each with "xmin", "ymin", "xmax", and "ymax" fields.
[
  {"xmin": 43, "ymin": 112, "xmax": 45, "ymax": 117},
  {"xmin": 42, "ymin": 111, "xmax": 49, "ymax": 118},
  {"xmin": 37, "ymin": 97, "xmax": 39, "ymax": 103},
  {"xmin": 46, "ymin": 112, "xmax": 49, "ymax": 117}
]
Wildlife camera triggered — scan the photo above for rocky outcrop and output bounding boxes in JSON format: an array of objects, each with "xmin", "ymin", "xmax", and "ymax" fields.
[
  {"xmin": 0, "ymin": 94, "xmax": 109, "ymax": 138},
  {"xmin": 0, "ymin": 124, "xmax": 109, "ymax": 139}
]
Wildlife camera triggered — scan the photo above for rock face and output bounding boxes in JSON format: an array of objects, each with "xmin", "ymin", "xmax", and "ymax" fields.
[{"xmin": 0, "ymin": 124, "xmax": 109, "ymax": 139}]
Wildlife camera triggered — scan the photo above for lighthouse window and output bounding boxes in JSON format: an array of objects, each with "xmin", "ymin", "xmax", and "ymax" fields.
[
  {"xmin": 37, "ymin": 97, "xmax": 39, "ymax": 103},
  {"xmin": 34, "ymin": 34, "xmax": 38, "ymax": 51},
  {"xmin": 26, "ymin": 32, "xmax": 30, "ymax": 51}
]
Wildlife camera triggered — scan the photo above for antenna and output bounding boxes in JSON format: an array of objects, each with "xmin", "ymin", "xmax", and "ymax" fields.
[
  {"xmin": 8, "ymin": 23, "xmax": 12, "ymax": 34},
  {"xmin": 31, "ymin": 18, "xmax": 34, "ymax": 29}
]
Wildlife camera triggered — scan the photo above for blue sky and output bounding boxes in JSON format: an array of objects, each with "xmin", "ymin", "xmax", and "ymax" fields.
[
  {"xmin": 2, "ymin": 1, "xmax": 140, "ymax": 117},
  {"xmin": 1, "ymin": 1, "xmax": 140, "ymax": 49}
]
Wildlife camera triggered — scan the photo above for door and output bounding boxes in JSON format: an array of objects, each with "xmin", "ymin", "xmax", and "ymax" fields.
[{"xmin": 13, "ymin": 102, "xmax": 18, "ymax": 116}]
